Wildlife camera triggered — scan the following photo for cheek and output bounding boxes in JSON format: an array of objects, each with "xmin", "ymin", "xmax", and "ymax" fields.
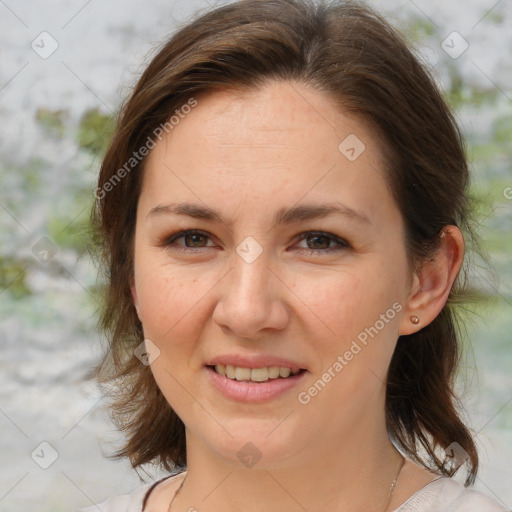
[
  {"xmin": 293, "ymin": 267, "xmax": 403, "ymax": 423},
  {"xmin": 292, "ymin": 264, "xmax": 402, "ymax": 348},
  {"xmin": 296, "ymin": 271, "xmax": 363, "ymax": 337},
  {"xmin": 134, "ymin": 261, "xmax": 206, "ymax": 343}
]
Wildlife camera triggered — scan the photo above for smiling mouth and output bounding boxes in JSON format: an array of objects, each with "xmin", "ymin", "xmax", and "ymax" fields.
[{"xmin": 208, "ymin": 364, "xmax": 307, "ymax": 383}]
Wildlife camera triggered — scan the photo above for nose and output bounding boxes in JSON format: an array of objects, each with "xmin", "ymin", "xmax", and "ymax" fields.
[{"xmin": 212, "ymin": 252, "xmax": 290, "ymax": 341}]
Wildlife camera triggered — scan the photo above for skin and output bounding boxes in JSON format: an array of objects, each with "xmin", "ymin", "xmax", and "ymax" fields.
[{"xmin": 130, "ymin": 80, "xmax": 464, "ymax": 511}]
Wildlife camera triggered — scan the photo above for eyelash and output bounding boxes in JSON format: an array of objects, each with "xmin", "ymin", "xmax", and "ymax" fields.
[{"xmin": 159, "ymin": 229, "xmax": 350, "ymax": 255}]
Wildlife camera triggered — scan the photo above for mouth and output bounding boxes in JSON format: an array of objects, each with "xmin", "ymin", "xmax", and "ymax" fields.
[
  {"xmin": 205, "ymin": 360, "xmax": 309, "ymax": 402},
  {"xmin": 204, "ymin": 353, "xmax": 309, "ymax": 402},
  {"xmin": 207, "ymin": 364, "xmax": 307, "ymax": 383}
]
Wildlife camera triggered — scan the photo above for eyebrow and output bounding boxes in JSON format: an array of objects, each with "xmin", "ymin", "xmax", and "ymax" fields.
[{"xmin": 147, "ymin": 201, "xmax": 371, "ymax": 226}]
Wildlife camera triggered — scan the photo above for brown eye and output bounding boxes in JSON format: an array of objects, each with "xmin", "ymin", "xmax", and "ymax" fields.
[
  {"xmin": 161, "ymin": 230, "xmax": 216, "ymax": 250},
  {"xmin": 305, "ymin": 234, "xmax": 331, "ymax": 250},
  {"xmin": 295, "ymin": 231, "xmax": 350, "ymax": 253},
  {"xmin": 183, "ymin": 233, "xmax": 208, "ymax": 247}
]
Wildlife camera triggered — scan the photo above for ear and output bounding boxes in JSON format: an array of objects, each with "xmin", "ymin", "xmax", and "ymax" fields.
[
  {"xmin": 130, "ymin": 273, "xmax": 142, "ymax": 321},
  {"xmin": 399, "ymin": 225, "xmax": 464, "ymax": 335}
]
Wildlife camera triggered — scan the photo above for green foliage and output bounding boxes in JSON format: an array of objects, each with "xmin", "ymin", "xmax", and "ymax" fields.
[
  {"xmin": 444, "ymin": 67, "xmax": 500, "ymax": 110},
  {"xmin": 48, "ymin": 204, "xmax": 93, "ymax": 256},
  {"xmin": 0, "ymin": 257, "xmax": 30, "ymax": 299},
  {"xmin": 47, "ymin": 187, "xmax": 95, "ymax": 256},
  {"xmin": 21, "ymin": 158, "xmax": 46, "ymax": 193},
  {"xmin": 467, "ymin": 112, "xmax": 512, "ymax": 302},
  {"xmin": 77, "ymin": 108, "xmax": 115, "ymax": 157},
  {"xmin": 493, "ymin": 115, "xmax": 512, "ymax": 146},
  {"xmin": 86, "ymin": 281, "xmax": 107, "ymax": 311},
  {"xmin": 404, "ymin": 16, "xmax": 436, "ymax": 39},
  {"xmin": 485, "ymin": 10, "xmax": 505, "ymax": 25},
  {"xmin": 35, "ymin": 108, "xmax": 67, "ymax": 138}
]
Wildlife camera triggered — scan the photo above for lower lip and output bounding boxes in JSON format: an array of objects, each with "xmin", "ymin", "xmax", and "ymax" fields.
[{"xmin": 206, "ymin": 366, "xmax": 307, "ymax": 402}]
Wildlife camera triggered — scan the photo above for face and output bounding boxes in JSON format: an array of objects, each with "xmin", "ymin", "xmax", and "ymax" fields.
[{"xmin": 131, "ymin": 80, "xmax": 413, "ymax": 468}]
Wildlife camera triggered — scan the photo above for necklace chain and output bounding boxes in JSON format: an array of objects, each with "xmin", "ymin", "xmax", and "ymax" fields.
[
  {"xmin": 168, "ymin": 456, "xmax": 406, "ymax": 512},
  {"xmin": 381, "ymin": 455, "xmax": 406, "ymax": 512}
]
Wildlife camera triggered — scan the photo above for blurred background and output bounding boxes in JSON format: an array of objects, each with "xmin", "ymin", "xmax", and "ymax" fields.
[{"xmin": 0, "ymin": 0, "xmax": 510, "ymax": 510}]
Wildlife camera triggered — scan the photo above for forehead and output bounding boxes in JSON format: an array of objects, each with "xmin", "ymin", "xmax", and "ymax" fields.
[{"xmin": 139, "ymin": 80, "xmax": 394, "ymax": 224}]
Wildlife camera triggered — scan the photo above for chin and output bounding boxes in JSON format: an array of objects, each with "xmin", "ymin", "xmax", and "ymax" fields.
[{"xmin": 195, "ymin": 417, "xmax": 310, "ymax": 470}]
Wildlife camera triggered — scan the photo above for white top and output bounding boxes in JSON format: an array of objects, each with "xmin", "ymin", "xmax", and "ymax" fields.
[{"xmin": 76, "ymin": 473, "xmax": 509, "ymax": 512}]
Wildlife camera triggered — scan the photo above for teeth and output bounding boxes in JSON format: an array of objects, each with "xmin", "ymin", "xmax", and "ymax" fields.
[
  {"xmin": 214, "ymin": 364, "xmax": 301, "ymax": 382},
  {"xmin": 268, "ymin": 366, "xmax": 280, "ymax": 378},
  {"xmin": 226, "ymin": 364, "xmax": 235, "ymax": 379},
  {"xmin": 279, "ymin": 367, "xmax": 291, "ymax": 378},
  {"xmin": 251, "ymin": 368, "xmax": 269, "ymax": 382},
  {"xmin": 235, "ymin": 367, "xmax": 251, "ymax": 380}
]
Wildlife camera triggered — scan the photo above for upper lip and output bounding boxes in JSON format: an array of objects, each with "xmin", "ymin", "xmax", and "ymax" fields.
[{"xmin": 205, "ymin": 354, "xmax": 307, "ymax": 372}]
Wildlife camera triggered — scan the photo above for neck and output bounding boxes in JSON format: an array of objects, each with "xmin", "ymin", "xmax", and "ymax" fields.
[{"xmin": 172, "ymin": 418, "xmax": 403, "ymax": 512}]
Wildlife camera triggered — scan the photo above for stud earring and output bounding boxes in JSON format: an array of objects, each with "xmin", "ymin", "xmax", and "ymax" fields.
[{"xmin": 410, "ymin": 315, "xmax": 420, "ymax": 325}]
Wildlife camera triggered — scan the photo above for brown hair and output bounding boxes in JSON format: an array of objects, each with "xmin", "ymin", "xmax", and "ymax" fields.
[{"xmin": 92, "ymin": 0, "xmax": 479, "ymax": 485}]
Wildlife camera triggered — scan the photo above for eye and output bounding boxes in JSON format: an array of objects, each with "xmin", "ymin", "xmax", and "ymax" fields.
[
  {"xmin": 294, "ymin": 231, "xmax": 350, "ymax": 253},
  {"xmin": 159, "ymin": 229, "xmax": 350, "ymax": 254},
  {"xmin": 161, "ymin": 229, "xmax": 216, "ymax": 250}
]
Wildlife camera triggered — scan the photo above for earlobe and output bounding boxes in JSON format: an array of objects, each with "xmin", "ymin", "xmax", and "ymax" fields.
[{"xmin": 399, "ymin": 225, "xmax": 464, "ymax": 335}]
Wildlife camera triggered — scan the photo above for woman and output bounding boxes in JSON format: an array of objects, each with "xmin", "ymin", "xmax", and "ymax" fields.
[{"xmin": 81, "ymin": 0, "xmax": 509, "ymax": 510}]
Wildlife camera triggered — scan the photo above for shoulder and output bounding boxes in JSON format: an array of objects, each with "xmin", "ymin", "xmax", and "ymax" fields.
[
  {"xmin": 395, "ymin": 477, "xmax": 510, "ymax": 512},
  {"xmin": 74, "ymin": 473, "xmax": 183, "ymax": 512},
  {"xmin": 75, "ymin": 483, "xmax": 151, "ymax": 512}
]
